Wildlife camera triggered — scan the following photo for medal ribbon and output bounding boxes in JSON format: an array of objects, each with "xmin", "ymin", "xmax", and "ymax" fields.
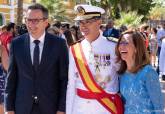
[{"xmin": 71, "ymin": 43, "xmax": 117, "ymax": 114}]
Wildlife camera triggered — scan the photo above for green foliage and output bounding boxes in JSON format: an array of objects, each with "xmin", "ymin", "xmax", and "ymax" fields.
[
  {"xmin": 39, "ymin": 0, "xmax": 68, "ymax": 21},
  {"xmin": 137, "ymin": 0, "xmax": 153, "ymax": 17},
  {"xmin": 150, "ymin": 0, "xmax": 165, "ymax": 20},
  {"xmin": 115, "ymin": 11, "xmax": 144, "ymax": 28},
  {"xmin": 152, "ymin": 0, "xmax": 165, "ymax": 6},
  {"xmin": 119, "ymin": 0, "xmax": 153, "ymax": 19},
  {"xmin": 89, "ymin": 0, "xmax": 120, "ymax": 19},
  {"xmin": 149, "ymin": 5, "xmax": 165, "ymax": 20},
  {"xmin": 89, "ymin": 0, "xmax": 153, "ymax": 20}
]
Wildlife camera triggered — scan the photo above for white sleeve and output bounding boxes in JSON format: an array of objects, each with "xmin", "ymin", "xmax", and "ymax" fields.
[
  {"xmin": 159, "ymin": 40, "xmax": 165, "ymax": 74},
  {"xmin": 66, "ymin": 48, "xmax": 77, "ymax": 114},
  {"xmin": 157, "ymin": 30, "xmax": 161, "ymax": 40}
]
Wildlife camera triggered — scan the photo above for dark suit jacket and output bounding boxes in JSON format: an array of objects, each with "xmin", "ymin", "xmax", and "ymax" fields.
[
  {"xmin": 103, "ymin": 28, "xmax": 120, "ymax": 38},
  {"xmin": 5, "ymin": 32, "xmax": 69, "ymax": 114}
]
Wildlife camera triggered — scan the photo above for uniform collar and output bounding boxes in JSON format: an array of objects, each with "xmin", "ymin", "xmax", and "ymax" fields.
[{"xmin": 84, "ymin": 32, "xmax": 104, "ymax": 47}]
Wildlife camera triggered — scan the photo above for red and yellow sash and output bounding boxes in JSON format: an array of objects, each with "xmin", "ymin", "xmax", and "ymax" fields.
[{"xmin": 71, "ymin": 43, "xmax": 117, "ymax": 114}]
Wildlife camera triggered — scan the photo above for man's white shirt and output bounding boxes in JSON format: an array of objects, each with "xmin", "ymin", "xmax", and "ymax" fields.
[{"xmin": 30, "ymin": 32, "xmax": 45, "ymax": 64}]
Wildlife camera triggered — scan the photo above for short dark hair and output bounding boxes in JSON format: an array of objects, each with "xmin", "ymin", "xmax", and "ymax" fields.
[
  {"xmin": 151, "ymin": 27, "xmax": 157, "ymax": 34},
  {"xmin": 27, "ymin": 3, "xmax": 49, "ymax": 19},
  {"xmin": 53, "ymin": 21, "xmax": 61, "ymax": 29},
  {"xmin": 17, "ymin": 24, "xmax": 28, "ymax": 35},
  {"xmin": 6, "ymin": 22, "xmax": 15, "ymax": 31}
]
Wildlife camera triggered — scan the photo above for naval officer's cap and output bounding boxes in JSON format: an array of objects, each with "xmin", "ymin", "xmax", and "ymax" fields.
[{"xmin": 74, "ymin": 4, "xmax": 105, "ymax": 21}]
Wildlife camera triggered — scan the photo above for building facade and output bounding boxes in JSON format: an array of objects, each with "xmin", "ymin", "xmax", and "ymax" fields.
[
  {"xmin": 0, "ymin": 0, "xmax": 34, "ymax": 25},
  {"xmin": 0, "ymin": 0, "xmax": 86, "ymax": 26}
]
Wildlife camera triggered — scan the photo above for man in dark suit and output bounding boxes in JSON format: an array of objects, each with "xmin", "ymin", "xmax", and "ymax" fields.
[
  {"xmin": 103, "ymin": 19, "xmax": 120, "ymax": 38},
  {"xmin": 5, "ymin": 3, "xmax": 68, "ymax": 114}
]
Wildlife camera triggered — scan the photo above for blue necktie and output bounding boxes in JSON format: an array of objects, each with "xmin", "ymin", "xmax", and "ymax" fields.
[{"xmin": 33, "ymin": 40, "xmax": 40, "ymax": 71}]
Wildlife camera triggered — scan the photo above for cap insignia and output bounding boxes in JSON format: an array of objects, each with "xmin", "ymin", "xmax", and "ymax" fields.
[{"xmin": 76, "ymin": 6, "xmax": 85, "ymax": 16}]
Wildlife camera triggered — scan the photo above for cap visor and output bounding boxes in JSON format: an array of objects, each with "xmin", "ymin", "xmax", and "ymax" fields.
[{"xmin": 74, "ymin": 16, "xmax": 94, "ymax": 21}]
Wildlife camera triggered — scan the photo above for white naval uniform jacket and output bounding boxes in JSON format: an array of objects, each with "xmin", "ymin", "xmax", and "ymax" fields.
[{"xmin": 66, "ymin": 33, "xmax": 119, "ymax": 114}]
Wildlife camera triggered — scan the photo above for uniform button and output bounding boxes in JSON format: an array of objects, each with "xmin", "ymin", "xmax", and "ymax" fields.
[
  {"xmin": 32, "ymin": 95, "xmax": 39, "ymax": 104},
  {"xmin": 87, "ymin": 101, "xmax": 90, "ymax": 103},
  {"xmin": 76, "ymin": 72, "xmax": 79, "ymax": 78},
  {"xmin": 34, "ymin": 96, "xmax": 38, "ymax": 100}
]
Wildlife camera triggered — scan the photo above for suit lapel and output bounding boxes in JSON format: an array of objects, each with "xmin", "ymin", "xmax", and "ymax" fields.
[
  {"xmin": 39, "ymin": 33, "xmax": 52, "ymax": 72},
  {"xmin": 24, "ymin": 34, "xmax": 34, "ymax": 75}
]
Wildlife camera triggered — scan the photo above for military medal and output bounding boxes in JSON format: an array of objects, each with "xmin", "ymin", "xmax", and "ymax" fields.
[
  {"xmin": 94, "ymin": 54, "xmax": 100, "ymax": 72},
  {"xmin": 106, "ymin": 54, "xmax": 111, "ymax": 66},
  {"xmin": 75, "ymin": 72, "xmax": 79, "ymax": 78},
  {"xmin": 103, "ymin": 55, "xmax": 106, "ymax": 69},
  {"xmin": 93, "ymin": 54, "xmax": 112, "ymax": 89},
  {"xmin": 88, "ymin": 44, "xmax": 112, "ymax": 89}
]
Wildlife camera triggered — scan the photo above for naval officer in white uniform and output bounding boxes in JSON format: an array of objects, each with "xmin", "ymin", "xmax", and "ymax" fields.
[{"xmin": 66, "ymin": 4, "xmax": 123, "ymax": 114}]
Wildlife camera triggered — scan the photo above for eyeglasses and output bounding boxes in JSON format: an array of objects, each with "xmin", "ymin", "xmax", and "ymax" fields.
[
  {"xmin": 25, "ymin": 18, "xmax": 47, "ymax": 24},
  {"xmin": 119, "ymin": 41, "xmax": 129, "ymax": 46},
  {"xmin": 77, "ymin": 18, "xmax": 99, "ymax": 26}
]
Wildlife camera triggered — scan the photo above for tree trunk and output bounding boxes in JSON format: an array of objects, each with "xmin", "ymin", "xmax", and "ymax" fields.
[{"xmin": 17, "ymin": 0, "xmax": 23, "ymax": 25}]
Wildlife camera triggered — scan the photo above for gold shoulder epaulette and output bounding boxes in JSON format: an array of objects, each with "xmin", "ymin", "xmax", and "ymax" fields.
[
  {"xmin": 106, "ymin": 37, "xmax": 118, "ymax": 43},
  {"xmin": 69, "ymin": 38, "xmax": 84, "ymax": 46}
]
